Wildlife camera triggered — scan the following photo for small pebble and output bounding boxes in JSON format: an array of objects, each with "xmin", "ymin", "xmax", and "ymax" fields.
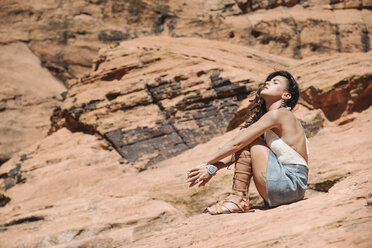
[
  {"xmin": 20, "ymin": 154, "xmax": 27, "ymax": 161},
  {"xmin": 119, "ymin": 158, "xmax": 129, "ymax": 164},
  {"xmin": 366, "ymin": 193, "xmax": 372, "ymax": 206}
]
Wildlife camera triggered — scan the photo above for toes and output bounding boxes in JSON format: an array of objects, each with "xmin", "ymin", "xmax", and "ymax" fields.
[
  {"xmin": 206, "ymin": 203, "xmax": 229, "ymax": 215},
  {"xmin": 206, "ymin": 206, "xmax": 217, "ymax": 215}
]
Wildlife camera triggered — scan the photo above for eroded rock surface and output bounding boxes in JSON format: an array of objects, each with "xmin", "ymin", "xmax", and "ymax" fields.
[
  {"xmin": 0, "ymin": 2, "xmax": 371, "ymax": 246},
  {"xmin": 49, "ymin": 37, "xmax": 295, "ymax": 170},
  {"xmin": 235, "ymin": 0, "xmax": 372, "ymax": 13},
  {"xmin": 48, "ymin": 37, "xmax": 372, "ymax": 170},
  {"xmin": 291, "ymin": 52, "xmax": 372, "ymax": 121},
  {"xmin": 1, "ymin": 0, "xmax": 370, "ymax": 81},
  {"xmin": 0, "ymin": 43, "xmax": 66, "ymax": 166},
  {"xmin": 0, "ymin": 104, "xmax": 371, "ymax": 248}
]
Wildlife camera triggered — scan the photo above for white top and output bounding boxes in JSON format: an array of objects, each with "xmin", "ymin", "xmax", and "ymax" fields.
[{"xmin": 264, "ymin": 129, "xmax": 309, "ymax": 166}]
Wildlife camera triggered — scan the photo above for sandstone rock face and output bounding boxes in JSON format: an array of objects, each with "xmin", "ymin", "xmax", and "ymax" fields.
[
  {"xmin": 0, "ymin": 35, "xmax": 371, "ymax": 248},
  {"xmin": 290, "ymin": 52, "xmax": 372, "ymax": 120},
  {"xmin": 244, "ymin": 6, "xmax": 371, "ymax": 59},
  {"xmin": 0, "ymin": 104, "xmax": 371, "ymax": 248},
  {"xmin": 235, "ymin": 0, "xmax": 372, "ymax": 13},
  {"xmin": 0, "ymin": 1, "xmax": 371, "ymax": 247},
  {"xmin": 0, "ymin": 42, "xmax": 66, "ymax": 165},
  {"xmin": 49, "ymin": 36, "xmax": 295, "ymax": 170},
  {"xmin": 331, "ymin": 0, "xmax": 372, "ymax": 9},
  {"xmin": 48, "ymin": 37, "xmax": 371, "ymax": 170},
  {"xmin": 1, "ymin": 0, "xmax": 370, "ymax": 81},
  {"xmin": 235, "ymin": 0, "xmax": 300, "ymax": 13}
]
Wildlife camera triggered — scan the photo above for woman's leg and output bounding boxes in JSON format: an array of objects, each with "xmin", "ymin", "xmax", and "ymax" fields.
[
  {"xmin": 206, "ymin": 145, "xmax": 252, "ymax": 214},
  {"xmin": 206, "ymin": 137, "xmax": 270, "ymax": 214},
  {"xmin": 248, "ymin": 137, "xmax": 270, "ymax": 203}
]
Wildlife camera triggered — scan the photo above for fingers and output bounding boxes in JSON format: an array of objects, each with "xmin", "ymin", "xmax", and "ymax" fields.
[
  {"xmin": 189, "ymin": 174, "xmax": 211, "ymax": 188},
  {"xmin": 198, "ymin": 172, "xmax": 210, "ymax": 181},
  {"xmin": 187, "ymin": 169, "xmax": 207, "ymax": 181},
  {"xmin": 186, "ymin": 173, "xmax": 200, "ymax": 183},
  {"xmin": 198, "ymin": 180, "xmax": 206, "ymax": 187},
  {"xmin": 187, "ymin": 170, "xmax": 200, "ymax": 177},
  {"xmin": 187, "ymin": 165, "xmax": 205, "ymax": 175},
  {"xmin": 188, "ymin": 167, "xmax": 200, "ymax": 173},
  {"xmin": 186, "ymin": 164, "xmax": 209, "ymax": 187},
  {"xmin": 198, "ymin": 176, "xmax": 211, "ymax": 187},
  {"xmin": 188, "ymin": 178, "xmax": 200, "ymax": 187}
]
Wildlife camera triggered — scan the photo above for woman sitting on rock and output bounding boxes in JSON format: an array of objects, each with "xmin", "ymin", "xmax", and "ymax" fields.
[{"xmin": 186, "ymin": 70, "xmax": 309, "ymax": 214}]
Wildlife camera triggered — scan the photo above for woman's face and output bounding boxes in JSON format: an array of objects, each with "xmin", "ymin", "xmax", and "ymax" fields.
[{"xmin": 259, "ymin": 75, "xmax": 289, "ymax": 99}]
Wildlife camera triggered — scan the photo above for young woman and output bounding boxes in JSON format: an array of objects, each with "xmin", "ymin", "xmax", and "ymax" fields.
[{"xmin": 186, "ymin": 70, "xmax": 309, "ymax": 214}]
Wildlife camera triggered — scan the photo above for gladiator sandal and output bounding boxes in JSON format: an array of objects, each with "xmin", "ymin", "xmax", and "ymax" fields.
[{"xmin": 206, "ymin": 148, "xmax": 253, "ymax": 215}]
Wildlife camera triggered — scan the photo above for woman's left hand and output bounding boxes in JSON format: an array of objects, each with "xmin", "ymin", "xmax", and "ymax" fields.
[{"xmin": 186, "ymin": 164, "xmax": 212, "ymax": 187}]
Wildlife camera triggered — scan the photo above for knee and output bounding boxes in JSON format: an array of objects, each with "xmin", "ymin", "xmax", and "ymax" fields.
[
  {"xmin": 248, "ymin": 137, "xmax": 265, "ymax": 150},
  {"xmin": 235, "ymin": 149, "xmax": 251, "ymax": 162},
  {"xmin": 240, "ymin": 150, "xmax": 251, "ymax": 157}
]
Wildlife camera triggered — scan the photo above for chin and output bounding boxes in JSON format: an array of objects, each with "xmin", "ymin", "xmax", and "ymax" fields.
[{"xmin": 259, "ymin": 92, "xmax": 268, "ymax": 98}]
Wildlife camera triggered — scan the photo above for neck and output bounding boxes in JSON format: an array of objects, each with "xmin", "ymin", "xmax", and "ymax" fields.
[{"xmin": 265, "ymin": 99, "xmax": 282, "ymax": 111}]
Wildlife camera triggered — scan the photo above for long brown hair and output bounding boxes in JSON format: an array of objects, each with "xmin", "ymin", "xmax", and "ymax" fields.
[{"xmin": 240, "ymin": 70, "xmax": 300, "ymax": 130}]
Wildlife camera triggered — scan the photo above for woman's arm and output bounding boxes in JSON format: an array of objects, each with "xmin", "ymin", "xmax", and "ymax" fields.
[
  {"xmin": 186, "ymin": 155, "xmax": 233, "ymax": 187},
  {"xmin": 186, "ymin": 109, "xmax": 281, "ymax": 188},
  {"xmin": 205, "ymin": 109, "xmax": 280, "ymax": 165},
  {"xmin": 213, "ymin": 155, "xmax": 235, "ymax": 170}
]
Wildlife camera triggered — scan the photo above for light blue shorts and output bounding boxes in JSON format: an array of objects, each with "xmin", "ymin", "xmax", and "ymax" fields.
[{"xmin": 265, "ymin": 149, "xmax": 308, "ymax": 207}]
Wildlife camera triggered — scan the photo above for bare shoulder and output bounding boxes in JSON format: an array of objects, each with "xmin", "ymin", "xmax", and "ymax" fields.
[
  {"xmin": 269, "ymin": 108, "xmax": 300, "ymax": 128},
  {"xmin": 249, "ymin": 109, "xmax": 298, "ymax": 135},
  {"xmin": 276, "ymin": 108, "xmax": 297, "ymax": 119},
  {"xmin": 262, "ymin": 108, "xmax": 289, "ymax": 121}
]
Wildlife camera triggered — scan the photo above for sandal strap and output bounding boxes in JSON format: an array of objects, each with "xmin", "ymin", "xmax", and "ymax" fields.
[
  {"xmin": 233, "ymin": 177, "xmax": 250, "ymax": 184},
  {"xmin": 216, "ymin": 202, "xmax": 225, "ymax": 213},
  {"xmin": 230, "ymin": 191, "xmax": 248, "ymax": 196},
  {"xmin": 230, "ymin": 192, "xmax": 249, "ymax": 202},
  {"xmin": 223, "ymin": 194, "xmax": 249, "ymax": 211},
  {"xmin": 234, "ymin": 170, "xmax": 252, "ymax": 175},
  {"xmin": 222, "ymin": 200, "xmax": 245, "ymax": 213},
  {"xmin": 232, "ymin": 186, "xmax": 249, "ymax": 192},
  {"xmin": 213, "ymin": 201, "xmax": 233, "ymax": 214},
  {"xmin": 206, "ymin": 193, "xmax": 250, "ymax": 214},
  {"xmin": 235, "ymin": 161, "xmax": 251, "ymax": 166}
]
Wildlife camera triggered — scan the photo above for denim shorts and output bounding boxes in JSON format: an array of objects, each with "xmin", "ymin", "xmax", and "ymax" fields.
[{"xmin": 265, "ymin": 149, "xmax": 308, "ymax": 207}]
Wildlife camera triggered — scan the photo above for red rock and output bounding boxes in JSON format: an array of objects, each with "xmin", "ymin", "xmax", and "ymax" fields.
[
  {"xmin": 1, "ymin": 1, "xmax": 370, "ymax": 81},
  {"xmin": 0, "ymin": 1, "xmax": 371, "ymax": 247},
  {"xmin": 0, "ymin": 42, "xmax": 66, "ymax": 165}
]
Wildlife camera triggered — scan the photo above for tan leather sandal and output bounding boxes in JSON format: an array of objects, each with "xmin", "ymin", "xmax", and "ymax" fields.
[
  {"xmin": 205, "ymin": 149, "xmax": 253, "ymax": 215},
  {"xmin": 204, "ymin": 192, "xmax": 251, "ymax": 214}
]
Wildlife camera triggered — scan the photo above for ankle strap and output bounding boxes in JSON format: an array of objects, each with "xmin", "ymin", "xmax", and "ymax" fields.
[{"xmin": 230, "ymin": 191, "xmax": 249, "ymax": 199}]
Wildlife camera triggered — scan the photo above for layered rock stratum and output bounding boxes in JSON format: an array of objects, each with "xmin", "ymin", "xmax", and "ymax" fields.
[
  {"xmin": 47, "ymin": 36, "xmax": 372, "ymax": 170},
  {"xmin": 1, "ymin": 0, "xmax": 371, "ymax": 81},
  {"xmin": 0, "ymin": 1, "xmax": 372, "ymax": 247},
  {"xmin": 0, "ymin": 35, "xmax": 371, "ymax": 247}
]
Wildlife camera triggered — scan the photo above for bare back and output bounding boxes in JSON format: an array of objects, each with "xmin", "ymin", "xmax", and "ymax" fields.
[{"xmin": 269, "ymin": 109, "xmax": 309, "ymax": 164}]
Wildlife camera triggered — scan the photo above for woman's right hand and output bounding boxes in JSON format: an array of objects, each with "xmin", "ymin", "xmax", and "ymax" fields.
[{"xmin": 186, "ymin": 164, "xmax": 213, "ymax": 187}]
